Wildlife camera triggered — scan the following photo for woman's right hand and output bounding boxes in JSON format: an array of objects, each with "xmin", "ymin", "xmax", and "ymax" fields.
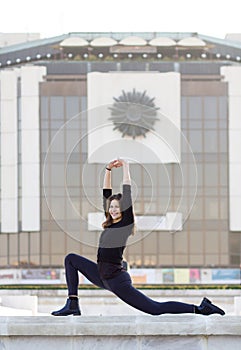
[{"xmin": 107, "ymin": 159, "xmax": 121, "ymax": 170}]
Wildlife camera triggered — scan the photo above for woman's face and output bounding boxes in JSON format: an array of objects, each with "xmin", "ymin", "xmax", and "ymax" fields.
[{"xmin": 109, "ymin": 199, "xmax": 122, "ymax": 222}]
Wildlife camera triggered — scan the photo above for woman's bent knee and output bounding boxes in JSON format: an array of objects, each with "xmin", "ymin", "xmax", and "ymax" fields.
[{"xmin": 65, "ymin": 253, "xmax": 82, "ymax": 265}]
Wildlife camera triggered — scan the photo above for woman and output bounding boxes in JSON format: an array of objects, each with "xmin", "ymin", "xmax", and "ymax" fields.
[{"xmin": 51, "ymin": 159, "xmax": 225, "ymax": 316}]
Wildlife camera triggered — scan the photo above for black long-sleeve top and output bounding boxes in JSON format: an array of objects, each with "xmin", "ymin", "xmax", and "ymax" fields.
[{"xmin": 97, "ymin": 184, "xmax": 134, "ymax": 279}]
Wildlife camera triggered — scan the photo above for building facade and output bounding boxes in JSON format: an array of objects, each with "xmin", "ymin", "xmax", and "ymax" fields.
[{"xmin": 0, "ymin": 32, "xmax": 241, "ymax": 269}]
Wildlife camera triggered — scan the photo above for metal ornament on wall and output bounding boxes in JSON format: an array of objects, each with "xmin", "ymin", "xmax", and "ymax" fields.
[{"xmin": 108, "ymin": 89, "xmax": 160, "ymax": 139}]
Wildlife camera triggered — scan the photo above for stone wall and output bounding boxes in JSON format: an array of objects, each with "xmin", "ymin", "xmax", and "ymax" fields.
[{"xmin": 0, "ymin": 315, "xmax": 240, "ymax": 350}]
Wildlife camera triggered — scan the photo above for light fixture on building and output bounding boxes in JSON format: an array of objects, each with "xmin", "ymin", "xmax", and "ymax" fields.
[
  {"xmin": 113, "ymin": 53, "xmax": 118, "ymax": 58},
  {"xmin": 16, "ymin": 58, "xmax": 21, "ymax": 63},
  {"xmin": 6, "ymin": 60, "xmax": 11, "ymax": 65},
  {"xmin": 157, "ymin": 53, "xmax": 162, "ymax": 59},
  {"xmin": 98, "ymin": 53, "xmax": 104, "ymax": 58},
  {"xmin": 226, "ymin": 54, "xmax": 231, "ymax": 59},
  {"xmin": 142, "ymin": 53, "xmax": 148, "ymax": 58},
  {"xmin": 46, "ymin": 53, "xmax": 51, "ymax": 58},
  {"xmin": 83, "ymin": 53, "xmax": 89, "ymax": 59},
  {"xmin": 236, "ymin": 56, "xmax": 241, "ymax": 61},
  {"xmin": 216, "ymin": 53, "xmax": 221, "ymax": 58},
  {"xmin": 68, "ymin": 53, "xmax": 73, "ymax": 58},
  {"xmin": 26, "ymin": 56, "xmax": 31, "ymax": 61},
  {"xmin": 0, "ymin": 63, "xmax": 2, "ymax": 67},
  {"xmin": 127, "ymin": 53, "xmax": 133, "ymax": 58},
  {"xmin": 36, "ymin": 54, "xmax": 41, "ymax": 59},
  {"xmin": 201, "ymin": 53, "xmax": 207, "ymax": 58},
  {"xmin": 186, "ymin": 53, "xmax": 192, "ymax": 58}
]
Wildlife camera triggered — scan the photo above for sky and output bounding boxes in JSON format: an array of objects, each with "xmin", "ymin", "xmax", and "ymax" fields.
[{"xmin": 1, "ymin": 0, "xmax": 240, "ymax": 40}]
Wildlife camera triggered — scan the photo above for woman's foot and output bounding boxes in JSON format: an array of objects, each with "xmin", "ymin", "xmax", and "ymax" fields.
[
  {"xmin": 195, "ymin": 297, "xmax": 225, "ymax": 316},
  {"xmin": 51, "ymin": 297, "xmax": 81, "ymax": 316}
]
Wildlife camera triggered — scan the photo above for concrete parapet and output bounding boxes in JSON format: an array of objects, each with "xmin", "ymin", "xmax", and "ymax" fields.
[
  {"xmin": 0, "ymin": 315, "xmax": 241, "ymax": 349},
  {"xmin": 0, "ymin": 295, "xmax": 38, "ymax": 315}
]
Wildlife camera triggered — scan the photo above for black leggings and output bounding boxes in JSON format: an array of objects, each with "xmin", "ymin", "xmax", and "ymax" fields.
[{"xmin": 65, "ymin": 253, "xmax": 194, "ymax": 316}]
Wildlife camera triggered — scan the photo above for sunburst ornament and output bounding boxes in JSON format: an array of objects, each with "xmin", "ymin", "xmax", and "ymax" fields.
[{"xmin": 109, "ymin": 89, "xmax": 160, "ymax": 139}]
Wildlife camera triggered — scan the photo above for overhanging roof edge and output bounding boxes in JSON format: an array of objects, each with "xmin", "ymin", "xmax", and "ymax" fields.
[
  {"xmin": 0, "ymin": 33, "xmax": 69, "ymax": 54},
  {"xmin": 198, "ymin": 33, "xmax": 241, "ymax": 49},
  {"xmin": 1, "ymin": 32, "xmax": 241, "ymax": 57}
]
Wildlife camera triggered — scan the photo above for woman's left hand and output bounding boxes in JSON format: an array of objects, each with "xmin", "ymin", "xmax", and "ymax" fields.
[{"xmin": 117, "ymin": 159, "xmax": 128, "ymax": 167}]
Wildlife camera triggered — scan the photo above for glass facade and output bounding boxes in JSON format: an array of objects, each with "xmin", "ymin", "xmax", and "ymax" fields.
[
  {"xmin": 181, "ymin": 93, "xmax": 229, "ymax": 267},
  {"xmin": 0, "ymin": 60, "xmax": 239, "ymax": 269},
  {"xmin": 37, "ymin": 66, "xmax": 230, "ymax": 268}
]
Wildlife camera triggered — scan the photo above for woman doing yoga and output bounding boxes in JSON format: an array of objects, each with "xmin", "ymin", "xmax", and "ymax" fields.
[{"xmin": 51, "ymin": 159, "xmax": 225, "ymax": 316}]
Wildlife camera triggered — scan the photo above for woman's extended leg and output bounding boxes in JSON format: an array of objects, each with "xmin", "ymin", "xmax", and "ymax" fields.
[
  {"xmin": 105, "ymin": 271, "xmax": 193, "ymax": 315},
  {"xmin": 105, "ymin": 271, "xmax": 224, "ymax": 316}
]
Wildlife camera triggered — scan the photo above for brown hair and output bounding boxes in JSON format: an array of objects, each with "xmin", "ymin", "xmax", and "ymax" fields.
[
  {"xmin": 102, "ymin": 193, "xmax": 135, "ymax": 235},
  {"xmin": 102, "ymin": 193, "xmax": 123, "ymax": 228}
]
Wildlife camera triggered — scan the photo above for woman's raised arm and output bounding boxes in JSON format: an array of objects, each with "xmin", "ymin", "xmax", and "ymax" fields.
[
  {"xmin": 103, "ymin": 159, "xmax": 119, "ymax": 189},
  {"xmin": 119, "ymin": 159, "xmax": 131, "ymax": 185}
]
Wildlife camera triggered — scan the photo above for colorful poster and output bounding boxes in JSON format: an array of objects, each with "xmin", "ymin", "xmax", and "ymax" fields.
[
  {"xmin": 130, "ymin": 269, "xmax": 147, "ymax": 284},
  {"xmin": 21, "ymin": 269, "xmax": 60, "ymax": 280},
  {"xmin": 190, "ymin": 269, "xmax": 201, "ymax": 283},
  {"xmin": 212, "ymin": 269, "xmax": 240, "ymax": 283},
  {"xmin": 0, "ymin": 269, "xmax": 18, "ymax": 283},
  {"xmin": 162, "ymin": 268, "xmax": 174, "ymax": 283},
  {"xmin": 174, "ymin": 269, "xmax": 189, "ymax": 284}
]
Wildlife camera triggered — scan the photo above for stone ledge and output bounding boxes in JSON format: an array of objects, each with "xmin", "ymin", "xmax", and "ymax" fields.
[
  {"xmin": 1, "ymin": 316, "xmax": 241, "ymax": 350},
  {"xmin": 0, "ymin": 315, "xmax": 240, "ymax": 336}
]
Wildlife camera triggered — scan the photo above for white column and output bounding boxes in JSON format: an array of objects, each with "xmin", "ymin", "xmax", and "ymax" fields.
[
  {"xmin": 221, "ymin": 66, "xmax": 241, "ymax": 231},
  {"xmin": 0, "ymin": 70, "xmax": 19, "ymax": 233},
  {"xmin": 20, "ymin": 66, "xmax": 46, "ymax": 232}
]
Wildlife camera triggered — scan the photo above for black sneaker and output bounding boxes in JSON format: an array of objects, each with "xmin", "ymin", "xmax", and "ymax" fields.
[{"xmin": 197, "ymin": 297, "xmax": 225, "ymax": 316}]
